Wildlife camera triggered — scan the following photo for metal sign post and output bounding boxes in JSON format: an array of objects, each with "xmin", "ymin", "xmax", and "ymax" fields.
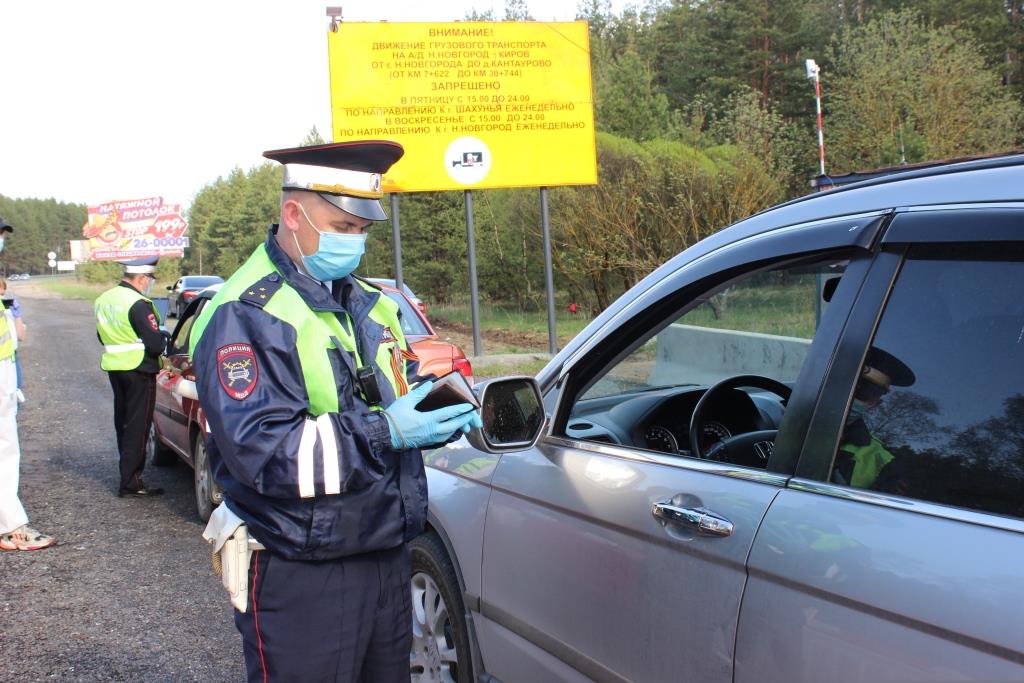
[
  {"xmin": 390, "ymin": 194, "xmax": 403, "ymax": 292},
  {"xmin": 540, "ymin": 187, "xmax": 557, "ymax": 354},
  {"xmin": 464, "ymin": 191, "xmax": 482, "ymax": 357}
]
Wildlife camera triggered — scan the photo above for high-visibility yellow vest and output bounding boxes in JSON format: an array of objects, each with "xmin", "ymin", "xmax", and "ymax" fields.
[
  {"xmin": 95, "ymin": 285, "xmax": 159, "ymax": 371},
  {"xmin": 190, "ymin": 244, "xmax": 409, "ymax": 415},
  {"xmin": 839, "ymin": 436, "xmax": 895, "ymax": 488},
  {"xmin": 0, "ymin": 300, "xmax": 15, "ymax": 362}
]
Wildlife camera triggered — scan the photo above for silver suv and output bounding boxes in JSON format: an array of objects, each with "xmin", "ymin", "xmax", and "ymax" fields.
[{"xmin": 411, "ymin": 154, "xmax": 1024, "ymax": 683}]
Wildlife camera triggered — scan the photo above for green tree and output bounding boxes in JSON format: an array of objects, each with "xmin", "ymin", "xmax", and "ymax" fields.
[
  {"xmin": 0, "ymin": 195, "xmax": 86, "ymax": 275},
  {"xmin": 827, "ymin": 9, "xmax": 1023, "ymax": 170},
  {"xmin": 551, "ymin": 132, "xmax": 785, "ymax": 312},
  {"xmin": 594, "ymin": 47, "xmax": 673, "ymax": 140}
]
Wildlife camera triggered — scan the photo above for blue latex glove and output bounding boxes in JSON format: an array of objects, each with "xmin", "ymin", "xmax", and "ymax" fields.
[{"xmin": 384, "ymin": 380, "xmax": 482, "ymax": 450}]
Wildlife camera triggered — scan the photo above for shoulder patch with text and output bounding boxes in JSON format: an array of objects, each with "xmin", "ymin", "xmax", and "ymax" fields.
[{"xmin": 217, "ymin": 343, "xmax": 258, "ymax": 400}]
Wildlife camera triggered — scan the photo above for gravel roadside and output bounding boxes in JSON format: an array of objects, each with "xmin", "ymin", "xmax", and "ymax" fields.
[{"xmin": 0, "ymin": 291, "xmax": 244, "ymax": 681}]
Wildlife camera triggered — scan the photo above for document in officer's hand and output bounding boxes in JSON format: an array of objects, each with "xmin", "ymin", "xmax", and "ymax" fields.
[{"xmin": 414, "ymin": 371, "xmax": 480, "ymax": 413}]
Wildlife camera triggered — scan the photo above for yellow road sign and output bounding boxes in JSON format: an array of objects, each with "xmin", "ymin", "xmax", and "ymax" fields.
[{"xmin": 328, "ymin": 21, "xmax": 597, "ymax": 192}]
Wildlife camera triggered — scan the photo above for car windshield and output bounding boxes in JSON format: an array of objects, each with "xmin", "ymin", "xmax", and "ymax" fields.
[
  {"xmin": 183, "ymin": 276, "xmax": 223, "ymax": 288},
  {"xmin": 383, "ymin": 291, "xmax": 430, "ymax": 336}
]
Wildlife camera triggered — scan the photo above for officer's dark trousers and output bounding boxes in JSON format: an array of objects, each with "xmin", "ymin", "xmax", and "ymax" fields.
[
  {"xmin": 235, "ymin": 543, "xmax": 412, "ymax": 683},
  {"xmin": 106, "ymin": 370, "xmax": 156, "ymax": 492}
]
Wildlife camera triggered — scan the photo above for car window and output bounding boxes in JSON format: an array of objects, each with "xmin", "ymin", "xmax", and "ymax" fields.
[
  {"xmin": 582, "ymin": 259, "xmax": 847, "ymax": 399},
  {"xmin": 171, "ymin": 300, "xmax": 206, "ymax": 355},
  {"xmin": 564, "ymin": 257, "xmax": 848, "ymax": 465},
  {"xmin": 183, "ymin": 276, "xmax": 223, "ymax": 288},
  {"xmin": 831, "ymin": 245, "xmax": 1024, "ymax": 519},
  {"xmin": 383, "ymin": 291, "xmax": 429, "ymax": 336}
]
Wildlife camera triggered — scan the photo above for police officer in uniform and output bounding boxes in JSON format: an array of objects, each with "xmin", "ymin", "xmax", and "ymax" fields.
[
  {"xmin": 190, "ymin": 140, "xmax": 481, "ymax": 682},
  {"xmin": 94, "ymin": 257, "xmax": 167, "ymax": 497},
  {"xmin": 834, "ymin": 346, "xmax": 916, "ymax": 491}
]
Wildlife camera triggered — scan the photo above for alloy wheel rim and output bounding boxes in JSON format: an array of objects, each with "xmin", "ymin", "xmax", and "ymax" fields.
[
  {"xmin": 146, "ymin": 424, "xmax": 156, "ymax": 461},
  {"xmin": 195, "ymin": 441, "xmax": 210, "ymax": 503},
  {"xmin": 410, "ymin": 571, "xmax": 459, "ymax": 683}
]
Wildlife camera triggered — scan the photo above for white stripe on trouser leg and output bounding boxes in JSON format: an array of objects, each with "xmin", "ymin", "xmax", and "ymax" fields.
[
  {"xmin": 316, "ymin": 414, "xmax": 340, "ymax": 494},
  {"xmin": 297, "ymin": 418, "xmax": 318, "ymax": 498},
  {"xmin": 0, "ymin": 358, "xmax": 28, "ymax": 534}
]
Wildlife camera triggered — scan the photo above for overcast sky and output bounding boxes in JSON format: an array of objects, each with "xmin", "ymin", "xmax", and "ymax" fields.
[{"xmin": 1, "ymin": 0, "xmax": 621, "ymax": 208}]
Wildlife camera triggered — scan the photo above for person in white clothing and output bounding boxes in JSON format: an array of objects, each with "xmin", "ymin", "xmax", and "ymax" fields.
[{"xmin": 0, "ymin": 217, "xmax": 55, "ymax": 551}]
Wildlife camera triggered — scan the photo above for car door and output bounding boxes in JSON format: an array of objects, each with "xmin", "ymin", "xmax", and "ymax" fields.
[
  {"xmin": 475, "ymin": 215, "xmax": 886, "ymax": 682},
  {"xmin": 736, "ymin": 207, "xmax": 1024, "ymax": 682},
  {"xmin": 154, "ymin": 297, "xmax": 205, "ymax": 460}
]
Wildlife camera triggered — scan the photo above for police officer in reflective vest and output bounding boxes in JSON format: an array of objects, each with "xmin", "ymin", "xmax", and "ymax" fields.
[
  {"xmin": 190, "ymin": 140, "xmax": 481, "ymax": 682},
  {"xmin": 835, "ymin": 346, "xmax": 916, "ymax": 491},
  {"xmin": 94, "ymin": 257, "xmax": 167, "ymax": 497}
]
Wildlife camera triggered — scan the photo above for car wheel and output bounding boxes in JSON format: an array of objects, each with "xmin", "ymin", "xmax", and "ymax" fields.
[
  {"xmin": 148, "ymin": 422, "xmax": 177, "ymax": 467},
  {"xmin": 410, "ymin": 533, "xmax": 474, "ymax": 683},
  {"xmin": 193, "ymin": 434, "xmax": 222, "ymax": 521}
]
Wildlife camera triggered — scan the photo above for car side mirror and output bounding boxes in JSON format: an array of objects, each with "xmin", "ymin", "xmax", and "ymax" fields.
[
  {"xmin": 165, "ymin": 285, "xmax": 173, "ymax": 291},
  {"xmin": 465, "ymin": 376, "xmax": 546, "ymax": 453}
]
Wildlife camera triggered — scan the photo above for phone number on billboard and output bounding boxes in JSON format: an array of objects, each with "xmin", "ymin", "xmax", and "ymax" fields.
[{"xmin": 131, "ymin": 236, "xmax": 190, "ymax": 249}]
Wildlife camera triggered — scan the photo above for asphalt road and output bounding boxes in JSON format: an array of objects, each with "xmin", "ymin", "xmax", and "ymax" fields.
[{"xmin": 0, "ymin": 291, "xmax": 245, "ymax": 681}]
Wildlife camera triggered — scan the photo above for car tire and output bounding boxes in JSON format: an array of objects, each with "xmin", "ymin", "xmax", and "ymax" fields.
[
  {"xmin": 409, "ymin": 533, "xmax": 475, "ymax": 683},
  {"xmin": 193, "ymin": 434, "xmax": 222, "ymax": 521},
  {"xmin": 148, "ymin": 422, "xmax": 177, "ymax": 467}
]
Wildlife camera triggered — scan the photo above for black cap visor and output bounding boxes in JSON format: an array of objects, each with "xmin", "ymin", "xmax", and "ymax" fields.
[{"xmin": 318, "ymin": 193, "xmax": 388, "ymax": 221}]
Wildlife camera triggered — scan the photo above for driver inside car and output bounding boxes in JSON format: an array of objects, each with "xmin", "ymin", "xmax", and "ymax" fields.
[{"xmin": 832, "ymin": 346, "xmax": 916, "ymax": 491}]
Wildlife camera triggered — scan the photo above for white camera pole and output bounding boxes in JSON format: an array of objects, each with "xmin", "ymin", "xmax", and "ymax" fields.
[{"xmin": 805, "ymin": 59, "xmax": 826, "ymax": 176}]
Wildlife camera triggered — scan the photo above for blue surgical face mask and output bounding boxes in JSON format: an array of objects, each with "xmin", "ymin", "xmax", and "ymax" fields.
[
  {"xmin": 293, "ymin": 203, "xmax": 367, "ymax": 282},
  {"xmin": 0, "ymin": 237, "xmax": 6, "ymax": 254}
]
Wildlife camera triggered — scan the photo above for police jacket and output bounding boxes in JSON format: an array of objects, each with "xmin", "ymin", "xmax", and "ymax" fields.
[{"xmin": 191, "ymin": 226, "xmax": 429, "ymax": 561}]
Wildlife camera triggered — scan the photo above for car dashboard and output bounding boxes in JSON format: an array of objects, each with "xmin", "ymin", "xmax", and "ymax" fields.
[{"xmin": 563, "ymin": 385, "xmax": 786, "ymax": 463}]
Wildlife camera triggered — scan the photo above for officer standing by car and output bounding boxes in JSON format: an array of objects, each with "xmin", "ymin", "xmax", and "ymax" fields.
[
  {"xmin": 94, "ymin": 257, "xmax": 167, "ymax": 497},
  {"xmin": 190, "ymin": 140, "xmax": 482, "ymax": 683}
]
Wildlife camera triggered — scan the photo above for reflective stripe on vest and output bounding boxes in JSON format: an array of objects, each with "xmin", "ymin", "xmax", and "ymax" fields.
[
  {"xmin": 104, "ymin": 342, "xmax": 147, "ymax": 354},
  {"xmin": 0, "ymin": 300, "xmax": 13, "ymax": 361},
  {"xmin": 191, "ymin": 244, "xmax": 409, "ymax": 417},
  {"xmin": 95, "ymin": 286, "xmax": 159, "ymax": 371}
]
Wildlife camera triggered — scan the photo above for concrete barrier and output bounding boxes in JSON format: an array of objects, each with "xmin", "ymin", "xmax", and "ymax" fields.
[{"xmin": 653, "ymin": 323, "xmax": 810, "ymax": 386}]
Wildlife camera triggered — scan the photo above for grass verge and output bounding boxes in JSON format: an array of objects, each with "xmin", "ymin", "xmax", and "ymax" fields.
[
  {"xmin": 32, "ymin": 279, "xmax": 108, "ymax": 300},
  {"xmin": 472, "ymin": 357, "xmax": 552, "ymax": 380}
]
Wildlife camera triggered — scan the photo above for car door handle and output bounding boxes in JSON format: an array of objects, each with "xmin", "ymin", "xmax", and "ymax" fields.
[{"xmin": 652, "ymin": 502, "xmax": 734, "ymax": 537}]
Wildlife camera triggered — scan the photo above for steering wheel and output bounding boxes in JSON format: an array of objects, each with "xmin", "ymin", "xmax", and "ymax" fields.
[{"xmin": 688, "ymin": 375, "xmax": 792, "ymax": 467}]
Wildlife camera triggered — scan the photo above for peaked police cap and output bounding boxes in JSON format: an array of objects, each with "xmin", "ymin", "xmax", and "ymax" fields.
[
  {"xmin": 118, "ymin": 256, "xmax": 159, "ymax": 275},
  {"xmin": 263, "ymin": 140, "xmax": 405, "ymax": 221}
]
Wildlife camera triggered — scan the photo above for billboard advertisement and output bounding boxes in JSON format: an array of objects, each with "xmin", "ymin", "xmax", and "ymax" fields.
[
  {"xmin": 81, "ymin": 196, "xmax": 189, "ymax": 261},
  {"xmin": 328, "ymin": 21, "xmax": 597, "ymax": 193}
]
